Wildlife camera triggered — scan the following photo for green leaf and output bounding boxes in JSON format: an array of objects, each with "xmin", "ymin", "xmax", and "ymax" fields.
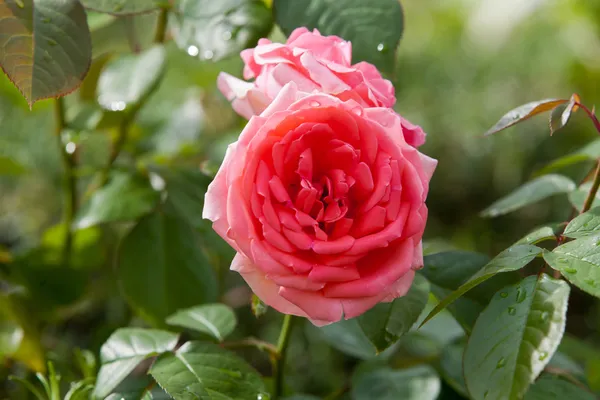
[
  {"xmin": 273, "ymin": 0, "xmax": 403, "ymax": 74},
  {"xmin": 563, "ymin": 207, "xmax": 600, "ymax": 239},
  {"xmin": 149, "ymin": 341, "xmax": 267, "ymax": 399},
  {"xmin": 94, "ymin": 328, "xmax": 179, "ymax": 399},
  {"xmin": 524, "ymin": 374, "xmax": 595, "ymax": 400},
  {"xmin": 106, "ymin": 376, "xmax": 170, "ymax": 400},
  {"xmin": 317, "ymin": 318, "xmax": 377, "ymax": 359},
  {"xmin": 0, "ymin": 0, "xmax": 92, "ymax": 107},
  {"xmin": 0, "ymin": 155, "xmax": 27, "ymax": 175},
  {"xmin": 481, "ymin": 174, "xmax": 576, "ymax": 218},
  {"xmin": 118, "ymin": 211, "xmax": 218, "ymax": 325},
  {"xmin": 569, "ymin": 182, "xmax": 600, "ymax": 212},
  {"xmin": 516, "ymin": 224, "xmax": 560, "ymax": 245},
  {"xmin": 484, "ymin": 99, "xmax": 567, "ymax": 136},
  {"xmin": 420, "ymin": 246, "xmax": 540, "ymax": 328},
  {"xmin": 171, "ymin": 0, "xmax": 273, "ymax": 62},
  {"xmin": 549, "ymin": 94, "xmax": 579, "ymax": 135},
  {"xmin": 464, "ymin": 274, "xmax": 570, "ymax": 400},
  {"xmin": 166, "ymin": 304, "xmax": 236, "ymax": 342},
  {"xmin": 97, "ymin": 45, "xmax": 166, "ymax": 111},
  {"xmin": 535, "ymin": 139, "xmax": 600, "ymax": 176},
  {"xmin": 544, "ymin": 237, "xmax": 600, "ymax": 298},
  {"xmin": 74, "ymin": 172, "xmax": 160, "ymax": 229},
  {"xmin": 358, "ymin": 274, "xmax": 429, "ymax": 352},
  {"xmin": 352, "ymin": 365, "xmax": 441, "ymax": 400},
  {"xmin": 439, "ymin": 339, "xmax": 469, "ymax": 397},
  {"xmin": 80, "ymin": 0, "xmax": 164, "ymax": 15}
]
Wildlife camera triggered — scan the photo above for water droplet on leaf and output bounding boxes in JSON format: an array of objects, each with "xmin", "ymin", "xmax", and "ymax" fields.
[
  {"xmin": 377, "ymin": 43, "xmax": 388, "ymax": 53},
  {"xmin": 508, "ymin": 307, "xmax": 516, "ymax": 315},
  {"xmin": 585, "ymin": 278, "xmax": 596, "ymax": 287},
  {"xmin": 47, "ymin": 39, "xmax": 57, "ymax": 46},
  {"xmin": 540, "ymin": 311, "xmax": 549, "ymax": 322},
  {"xmin": 15, "ymin": 0, "xmax": 24, "ymax": 8},
  {"xmin": 539, "ymin": 351, "xmax": 548, "ymax": 361},
  {"xmin": 42, "ymin": 17, "xmax": 51, "ymax": 23},
  {"xmin": 516, "ymin": 288, "xmax": 527, "ymax": 303},
  {"xmin": 500, "ymin": 292, "xmax": 508, "ymax": 298},
  {"xmin": 563, "ymin": 267, "xmax": 577, "ymax": 274},
  {"xmin": 496, "ymin": 358, "xmax": 506, "ymax": 368}
]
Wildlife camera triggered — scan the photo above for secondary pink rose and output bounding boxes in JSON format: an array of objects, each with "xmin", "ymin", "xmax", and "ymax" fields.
[
  {"xmin": 203, "ymin": 83, "xmax": 436, "ymax": 325},
  {"xmin": 217, "ymin": 28, "xmax": 423, "ymax": 142}
]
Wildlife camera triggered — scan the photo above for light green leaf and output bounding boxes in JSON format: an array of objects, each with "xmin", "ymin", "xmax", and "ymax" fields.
[
  {"xmin": 0, "ymin": 155, "xmax": 27, "ymax": 175},
  {"xmin": 481, "ymin": 174, "xmax": 576, "ymax": 218},
  {"xmin": 318, "ymin": 318, "xmax": 377, "ymax": 359},
  {"xmin": 0, "ymin": 0, "xmax": 91, "ymax": 107},
  {"xmin": 352, "ymin": 365, "xmax": 441, "ymax": 400},
  {"xmin": 420, "ymin": 246, "xmax": 540, "ymax": 328},
  {"xmin": 118, "ymin": 211, "xmax": 218, "ymax": 325},
  {"xmin": 94, "ymin": 328, "xmax": 179, "ymax": 399},
  {"xmin": 516, "ymin": 224, "xmax": 560, "ymax": 245},
  {"xmin": 273, "ymin": 0, "xmax": 403, "ymax": 74},
  {"xmin": 358, "ymin": 274, "xmax": 429, "ymax": 352},
  {"xmin": 525, "ymin": 374, "xmax": 595, "ymax": 400},
  {"xmin": 563, "ymin": 207, "xmax": 600, "ymax": 239},
  {"xmin": 74, "ymin": 172, "xmax": 160, "ymax": 229},
  {"xmin": 149, "ymin": 341, "xmax": 266, "ymax": 399},
  {"xmin": 97, "ymin": 45, "xmax": 166, "ymax": 111},
  {"xmin": 171, "ymin": 0, "xmax": 273, "ymax": 62},
  {"xmin": 166, "ymin": 304, "xmax": 236, "ymax": 342},
  {"xmin": 484, "ymin": 99, "xmax": 566, "ymax": 136},
  {"xmin": 544, "ymin": 237, "xmax": 600, "ymax": 298},
  {"xmin": 80, "ymin": 0, "xmax": 164, "ymax": 15},
  {"xmin": 569, "ymin": 182, "xmax": 600, "ymax": 212},
  {"xmin": 464, "ymin": 274, "xmax": 570, "ymax": 400},
  {"xmin": 535, "ymin": 139, "xmax": 600, "ymax": 176}
]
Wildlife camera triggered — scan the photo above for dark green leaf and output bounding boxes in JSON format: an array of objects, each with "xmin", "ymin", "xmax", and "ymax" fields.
[
  {"xmin": 535, "ymin": 139, "xmax": 600, "ymax": 176},
  {"xmin": 516, "ymin": 225, "xmax": 560, "ymax": 245},
  {"xmin": 273, "ymin": 0, "xmax": 403, "ymax": 74},
  {"xmin": 524, "ymin": 374, "xmax": 595, "ymax": 400},
  {"xmin": 481, "ymin": 174, "xmax": 576, "ymax": 218},
  {"xmin": 569, "ymin": 182, "xmax": 600, "ymax": 212},
  {"xmin": 106, "ymin": 375, "xmax": 170, "ymax": 400},
  {"xmin": 171, "ymin": 0, "xmax": 273, "ymax": 62},
  {"xmin": 464, "ymin": 274, "xmax": 570, "ymax": 400},
  {"xmin": 149, "ymin": 341, "xmax": 266, "ymax": 399},
  {"xmin": 318, "ymin": 318, "xmax": 377, "ymax": 359},
  {"xmin": 549, "ymin": 94, "xmax": 579, "ymax": 135},
  {"xmin": 166, "ymin": 304, "xmax": 236, "ymax": 342},
  {"xmin": 97, "ymin": 45, "xmax": 166, "ymax": 111},
  {"xmin": 118, "ymin": 211, "xmax": 218, "ymax": 325},
  {"xmin": 0, "ymin": 0, "xmax": 92, "ymax": 107},
  {"xmin": 544, "ymin": 238, "xmax": 600, "ymax": 298},
  {"xmin": 420, "ymin": 245, "xmax": 541, "ymax": 328},
  {"xmin": 439, "ymin": 339, "xmax": 468, "ymax": 398},
  {"xmin": 40, "ymin": 223, "xmax": 104, "ymax": 269},
  {"xmin": 563, "ymin": 207, "xmax": 600, "ymax": 239},
  {"xmin": 94, "ymin": 328, "xmax": 179, "ymax": 399},
  {"xmin": 484, "ymin": 99, "xmax": 567, "ymax": 136},
  {"xmin": 358, "ymin": 274, "xmax": 429, "ymax": 352},
  {"xmin": 0, "ymin": 155, "xmax": 27, "ymax": 175},
  {"xmin": 80, "ymin": 0, "xmax": 164, "ymax": 15},
  {"xmin": 74, "ymin": 172, "xmax": 160, "ymax": 229},
  {"xmin": 352, "ymin": 365, "xmax": 441, "ymax": 400}
]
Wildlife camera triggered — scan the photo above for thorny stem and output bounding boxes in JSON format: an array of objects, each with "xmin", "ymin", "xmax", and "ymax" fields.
[
  {"xmin": 221, "ymin": 337, "xmax": 279, "ymax": 359},
  {"xmin": 273, "ymin": 315, "xmax": 296, "ymax": 399},
  {"xmin": 54, "ymin": 97, "xmax": 77, "ymax": 264}
]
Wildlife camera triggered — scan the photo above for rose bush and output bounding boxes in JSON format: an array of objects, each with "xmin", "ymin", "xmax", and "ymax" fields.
[
  {"xmin": 216, "ymin": 28, "xmax": 430, "ymax": 144},
  {"xmin": 204, "ymin": 82, "xmax": 436, "ymax": 325}
]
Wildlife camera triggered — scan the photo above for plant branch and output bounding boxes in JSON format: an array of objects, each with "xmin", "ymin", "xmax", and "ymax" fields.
[
  {"xmin": 273, "ymin": 314, "xmax": 295, "ymax": 399},
  {"xmin": 54, "ymin": 97, "xmax": 77, "ymax": 264},
  {"xmin": 154, "ymin": 7, "xmax": 169, "ymax": 44},
  {"xmin": 581, "ymin": 160, "xmax": 600, "ymax": 215},
  {"xmin": 221, "ymin": 337, "xmax": 279, "ymax": 358}
]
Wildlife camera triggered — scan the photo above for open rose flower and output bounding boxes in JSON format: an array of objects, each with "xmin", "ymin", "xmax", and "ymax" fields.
[
  {"xmin": 216, "ymin": 29, "xmax": 430, "ymax": 145},
  {"xmin": 203, "ymin": 83, "xmax": 436, "ymax": 325}
]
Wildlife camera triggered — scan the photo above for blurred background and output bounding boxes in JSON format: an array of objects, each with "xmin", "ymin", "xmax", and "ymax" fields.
[{"xmin": 2, "ymin": 0, "xmax": 600, "ymax": 398}]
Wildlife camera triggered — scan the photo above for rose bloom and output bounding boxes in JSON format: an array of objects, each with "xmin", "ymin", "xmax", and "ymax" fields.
[
  {"xmin": 217, "ymin": 28, "xmax": 429, "ymax": 147},
  {"xmin": 203, "ymin": 82, "xmax": 436, "ymax": 325}
]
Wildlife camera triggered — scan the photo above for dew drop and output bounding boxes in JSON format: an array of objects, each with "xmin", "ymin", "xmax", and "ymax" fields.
[
  {"xmin": 539, "ymin": 311, "xmax": 549, "ymax": 322},
  {"xmin": 187, "ymin": 45, "xmax": 199, "ymax": 57},
  {"xmin": 508, "ymin": 307, "xmax": 516, "ymax": 315},
  {"xmin": 351, "ymin": 107, "xmax": 363, "ymax": 116},
  {"xmin": 583, "ymin": 222, "xmax": 589, "ymax": 228},
  {"xmin": 515, "ymin": 288, "xmax": 527, "ymax": 303},
  {"xmin": 113, "ymin": 2, "xmax": 124, "ymax": 11},
  {"xmin": 563, "ymin": 267, "xmax": 577, "ymax": 274},
  {"xmin": 204, "ymin": 50, "xmax": 214, "ymax": 60},
  {"xmin": 47, "ymin": 39, "xmax": 58, "ymax": 46},
  {"xmin": 42, "ymin": 17, "xmax": 51, "ymax": 23},
  {"xmin": 496, "ymin": 358, "xmax": 506, "ymax": 368},
  {"xmin": 500, "ymin": 292, "xmax": 508, "ymax": 298},
  {"xmin": 484, "ymin": 390, "xmax": 489, "ymax": 399},
  {"xmin": 538, "ymin": 351, "xmax": 548, "ymax": 361},
  {"xmin": 222, "ymin": 31, "xmax": 232, "ymax": 40},
  {"xmin": 15, "ymin": 0, "xmax": 24, "ymax": 8},
  {"xmin": 376, "ymin": 43, "xmax": 388, "ymax": 53},
  {"xmin": 584, "ymin": 278, "xmax": 596, "ymax": 287},
  {"xmin": 309, "ymin": 100, "xmax": 320, "ymax": 107}
]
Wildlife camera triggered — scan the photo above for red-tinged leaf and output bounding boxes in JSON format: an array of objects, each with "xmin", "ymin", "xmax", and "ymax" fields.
[
  {"xmin": 549, "ymin": 94, "xmax": 580, "ymax": 135},
  {"xmin": 485, "ymin": 99, "xmax": 568, "ymax": 136}
]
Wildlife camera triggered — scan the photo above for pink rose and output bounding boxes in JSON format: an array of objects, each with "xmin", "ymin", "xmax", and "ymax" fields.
[
  {"xmin": 203, "ymin": 83, "xmax": 436, "ymax": 325},
  {"xmin": 218, "ymin": 28, "xmax": 414, "ymax": 138}
]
